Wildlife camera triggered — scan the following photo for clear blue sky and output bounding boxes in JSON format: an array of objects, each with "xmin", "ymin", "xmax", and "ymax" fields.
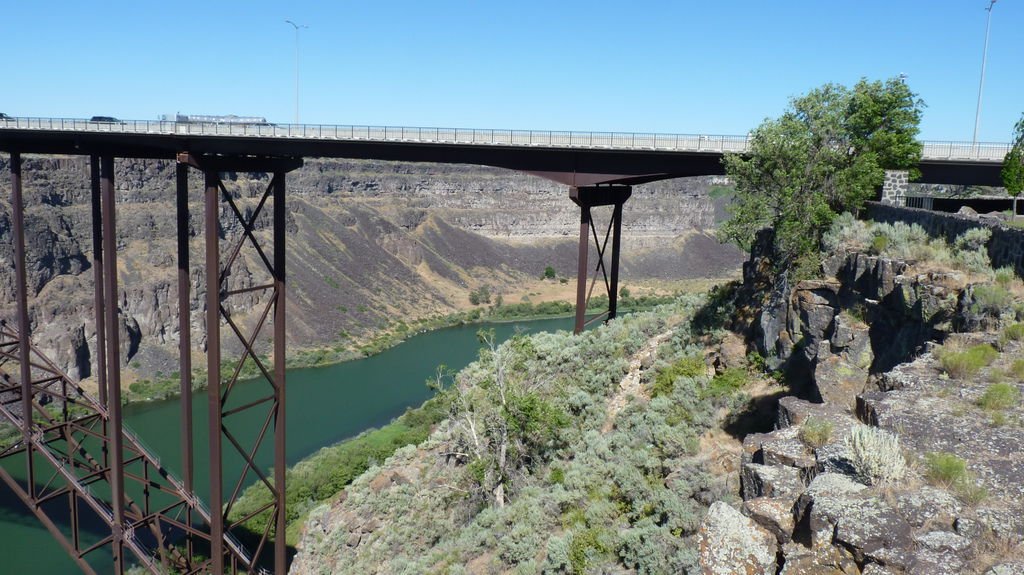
[{"xmin": 3, "ymin": 0, "xmax": 1021, "ymax": 141}]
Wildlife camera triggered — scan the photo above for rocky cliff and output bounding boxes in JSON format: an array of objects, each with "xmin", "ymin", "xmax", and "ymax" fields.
[
  {"xmin": 698, "ymin": 225, "xmax": 1024, "ymax": 574},
  {"xmin": 0, "ymin": 156, "xmax": 742, "ymax": 391}
]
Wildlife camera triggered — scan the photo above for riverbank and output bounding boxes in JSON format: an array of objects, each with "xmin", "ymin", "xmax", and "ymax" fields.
[{"xmin": 120, "ymin": 291, "xmax": 684, "ymax": 404}]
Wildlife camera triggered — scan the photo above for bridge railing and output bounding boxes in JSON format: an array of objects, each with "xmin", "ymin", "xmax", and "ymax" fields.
[
  {"xmin": 0, "ymin": 116, "xmax": 1011, "ymax": 161},
  {"xmin": 919, "ymin": 140, "xmax": 1012, "ymax": 162}
]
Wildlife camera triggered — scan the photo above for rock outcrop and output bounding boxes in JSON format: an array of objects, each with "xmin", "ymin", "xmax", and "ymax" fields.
[{"xmin": 718, "ymin": 244, "xmax": 1024, "ymax": 573}]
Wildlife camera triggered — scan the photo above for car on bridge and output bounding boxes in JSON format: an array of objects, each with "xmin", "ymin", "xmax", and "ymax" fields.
[
  {"xmin": 90, "ymin": 115, "xmax": 119, "ymax": 122},
  {"xmin": 0, "ymin": 113, "xmax": 10, "ymax": 120}
]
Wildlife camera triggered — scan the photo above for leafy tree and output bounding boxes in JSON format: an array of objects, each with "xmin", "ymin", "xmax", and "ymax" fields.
[
  {"xmin": 720, "ymin": 78, "xmax": 924, "ymax": 276},
  {"xmin": 468, "ymin": 285, "xmax": 491, "ymax": 306},
  {"xmin": 619, "ymin": 286, "xmax": 631, "ymax": 299},
  {"xmin": 543, "ymin": 265, "xmax": 556, "ymax": 280},
  {"xmin": 1002, "ymin": 114, "xmax": 1024, "ymax": 220}
]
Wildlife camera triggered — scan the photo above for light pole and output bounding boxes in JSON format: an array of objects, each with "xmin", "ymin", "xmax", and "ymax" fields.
[
  {"xmin": 285, "ymin": 19, "xmax": 308, "ymax": 124},
  {"xmin": 972, "ymin": 0, "xmax": 997, "ymax": 147}
]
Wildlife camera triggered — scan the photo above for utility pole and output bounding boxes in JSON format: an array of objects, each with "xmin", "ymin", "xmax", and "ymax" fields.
[
  {"xmin": 972, "ymin": 0, "xmax": 997, "ymax": 147},
  {"xmin": 285, "ymin": 19, "xmax": 308, "ymax": 124}
]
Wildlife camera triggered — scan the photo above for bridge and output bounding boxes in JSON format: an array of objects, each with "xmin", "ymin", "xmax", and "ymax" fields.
[
  {"xmin": 0, "ymin": 116, "xmax": 1012, "ymax": 185},
  {"xmin": 0, "ymin": 117, "xmax": 1013, "ymax": 574}
]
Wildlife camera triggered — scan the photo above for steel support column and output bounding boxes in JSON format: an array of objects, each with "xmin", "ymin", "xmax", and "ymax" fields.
[
  {"xmin": 573, "ymin": 194, "xmax": 590, "ymax": 335},
  {"xmin": 90, "ymin": 155, "xmax": 109, "ymax": 408},
  {"xmin": 100, "ymin": 155, "xmax": 127, "ymax": 573},
  {"xmin": 570, "ymin": 185, "xmax": 632, "ymax": 334},
  {"xmin": 10, "ymin": 152, "xmax": 34, "ymax": 495},
  {"xmin": 184, "ymin": 152, "xmax": 300, "ymax": 574},
  {"xmin": 176, "ymin": 160, "xmax": 194, "ymax": 565},
  {"xmin": 273, "ymin": 171, "xmax": 287, "ymax": 575},
  {"xmin": 204, "ymin": 168, "xmax": 224, "ymax": 574}
]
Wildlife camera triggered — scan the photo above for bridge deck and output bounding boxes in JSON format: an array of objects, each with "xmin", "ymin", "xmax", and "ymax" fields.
[
  {"xmin": 0, "ymin": 117, "xmax": 1010, "ymax": 186},
  {"xmin": 0, "ymin": 117, "xmax": 1011, "ymax": 160}
]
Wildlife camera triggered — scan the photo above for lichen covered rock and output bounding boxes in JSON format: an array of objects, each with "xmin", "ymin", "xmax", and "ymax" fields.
[{"xmin": 698, "ymin": 501, "xmax": 778, "ymax": 575}]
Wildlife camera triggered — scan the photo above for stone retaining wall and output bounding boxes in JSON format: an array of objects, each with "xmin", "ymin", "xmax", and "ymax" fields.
[{"xmin": 864, "ymin": 201, "xmax": 1024, "ymax": 275}]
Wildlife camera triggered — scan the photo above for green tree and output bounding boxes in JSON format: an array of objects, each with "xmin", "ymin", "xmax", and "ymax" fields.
[
  {"xmin": 1002, "ymin": 114, "xmax": 1024, "ymax": 220},
  {"xmin": 468, "ymin": 285, "xmax": 492, "ymax": 306},
  {"xmin": 720, "ymin": 78, "xmax": 924, "ymax": 275},
  {"xmin": 543, "ymin": 265, "xmax": 556, "ymax": 280}
]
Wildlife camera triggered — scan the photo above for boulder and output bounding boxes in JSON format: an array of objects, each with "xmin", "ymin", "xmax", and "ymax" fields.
[
  {"xmin": 778, "ymin": 542, "xmax": 859, "ymax": 575},
  {"xmin": 790, "ymin": 281, "xmax": 840, "ymax": 356},
  {"xmin": 795, "ymin": 473, "xmax": 914, "ymax": 570},
  {"xmin": 893, "ymin": 487, "xmax": 961, "ymax": 529},
  {"xmin": 717, "ymin": 330, "xmax": 748, "ymax": 370},
  {"xmin": 759, "ymin": 429, "xmax": 818, "ymax": 483},
  {"xmin": 698, "ymin": 501, "xmax": 778, "ymax": 575},
  {"xmin": 813, "ymin": 441, "xmax": 857, "ymax": 477},
  {"xmin": 812, "ymin": 341, "xmax": 871, "ymax": 411},
  {"xmin": 743, "ymin": 497, "xmax": 796, "ymax": 544},
  {"xmin": 741, "ymin": 463, "xmax": 805, "ymax": 500}
]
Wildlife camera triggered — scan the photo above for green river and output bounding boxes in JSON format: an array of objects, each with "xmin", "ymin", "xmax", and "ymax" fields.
[{"xmin": 0, "ymin": 316, "xmax": 574, "ymax": 574}]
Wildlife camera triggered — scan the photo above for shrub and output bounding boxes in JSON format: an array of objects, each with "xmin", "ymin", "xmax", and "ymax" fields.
[
  {"xmin": 846, "ymin": 424, "xmax": 907, "ymax": 486},
  {"xmin": 881, "ymin": 222, "xmax": 930, "ymax": 260},
  {"xmin": 922, "ymin": 452, "xmax": 987, "ymax": 503},
  {"xmin": 568, "ymin": 527, "xmax": 608, "ymax": 573},
  {"xmin": 937, "ymin": 344, "xmax": 998, "ymax": 379},
  {"xmin": 970, "ymin": 284, "xmax": 1013, "ymax": 316},
  {"xmin": 652, "ymin": 355, "xmax": 705, "ymax": 397},
  {"xmin": 823, "ymin": 212, "xmax": 871, "ymax": 251},
  {"xmin": 543, "ymin": 266, "xmax": 556, "ymax": 280},
  {"xmin": 978, "ymin": 382, "xmax": 1021, "ymax": 411},
  {"xmin": 955, "ymin": 227, "xmax": 992, "ymax": 252},
  {"xmin": 701, "ymin": 368, "xmax": 749, "ymax": 399},
  {"xmin": 1001, "ymin": 323, "xmax": 1024, "ymax": 343},
  {"xmin": 994, "ymin": 267, "xmax": 1018, "ymax": 288},
  {"xmin": 924, "ymin": 452, "xmax": 967, "ymax": 486},
  {"xmin": 921, "ymin": 452, "xmax": 983, "ymax": 501},
  {"xmin": 869, "ymin": 234, "xmax": 890, "ymax": 255},
  {"xmin": 1011, "ymin": 358, "xmax": 1024, "ymax": 379},
  {"xmin": 799, "ymin": 417, "xmax": 834, "ymax": 448},
  {"xmin": 953, "ymin": 228, "xmax": 993, "ymax": 274}
]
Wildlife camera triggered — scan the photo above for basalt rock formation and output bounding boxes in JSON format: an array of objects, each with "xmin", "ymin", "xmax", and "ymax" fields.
[{"xmin": 699, "ymin": 242, "xmax": 1024, "ymax": 574}]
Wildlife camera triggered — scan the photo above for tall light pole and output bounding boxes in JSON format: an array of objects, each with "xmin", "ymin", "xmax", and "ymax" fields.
[
  {"xmin": 972, "ymin": 0, "xmax": 997, "ymax": 146},
  {"xmin": 285, "ymin": 19, "xmax": 308, "ymax": 124}
]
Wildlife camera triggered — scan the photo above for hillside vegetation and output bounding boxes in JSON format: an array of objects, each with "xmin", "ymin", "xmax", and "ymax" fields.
[{"xmin": 288, "ymin": 296, "xmax": 755, "ymax": 574}]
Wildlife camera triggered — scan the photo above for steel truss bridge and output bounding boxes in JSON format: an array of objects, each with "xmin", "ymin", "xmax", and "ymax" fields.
[{"xmin": 0, "ymin": 117, "xmax": 1010, "ymax": 574}]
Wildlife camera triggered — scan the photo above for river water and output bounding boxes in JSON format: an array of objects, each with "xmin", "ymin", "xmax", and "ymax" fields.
[{"xmin": 0, "ymin": 317, "xmax": 574, "ymax": 574}]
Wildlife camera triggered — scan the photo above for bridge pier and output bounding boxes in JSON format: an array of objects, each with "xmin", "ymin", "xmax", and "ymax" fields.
[
  {"xmin": 0, "ymin": 151, "xmax": 299, "ymax": 575},
  {"xmin": 570, "ymin": 185, "xmax": 632, "ymax": 334},
  {"xmin": 179, "ymin": 152, "xmax": 301, "ymax": 575}
]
